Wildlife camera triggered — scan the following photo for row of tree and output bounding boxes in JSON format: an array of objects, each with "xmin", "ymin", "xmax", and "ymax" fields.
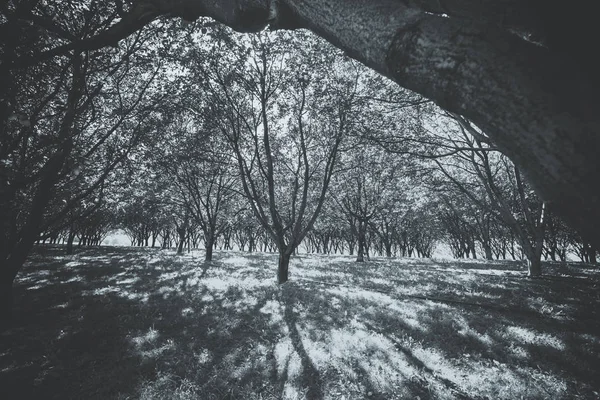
[{"xmin": 2, "ymin": 9, "xmax": 598, "ymax": 317}]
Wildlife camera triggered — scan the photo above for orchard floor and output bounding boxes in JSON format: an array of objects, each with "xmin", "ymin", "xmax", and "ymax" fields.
[{"xmin": 1, "ymin": 246, "xmax": 600, "ymax": 400}]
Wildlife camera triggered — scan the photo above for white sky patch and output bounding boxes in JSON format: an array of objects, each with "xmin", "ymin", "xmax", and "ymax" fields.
[{"xmin": 505, "ymin": 326, "xmax": 565, "ymax": 350}]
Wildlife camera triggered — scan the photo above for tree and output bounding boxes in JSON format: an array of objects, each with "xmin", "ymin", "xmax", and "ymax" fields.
[
  {"xmin": 430, "ymin": 117, "xmax": 547, "ymax": 276},
  {"xmin": 164, "ymin": 120, "xmax": 240, "ymax": 261},
  {"xmin": 1, "ymin": 11, "xmax": 177, "ymax": 317},
  {"xmin": 9, "ymin": 0, "xmax": 596, "ymax": 249},
  {"xmin": 194, "ymin": 32, "xmax": 349, "ymax": 283}
]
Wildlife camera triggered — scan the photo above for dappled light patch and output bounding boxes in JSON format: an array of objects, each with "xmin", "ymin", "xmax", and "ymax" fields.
[
  {"xmin": 5, "ymin": 246, "xmax": 600, "ymax": 399},
  {"xmin": 410, "ymin": 344, "xmax": 569, "ymax": 398},
  {"xmin": 274, "ymin": 338, "xmax": 303, "ymax": 398},
  {"xmin": 116, "ymin": 277, "xmax": 140, "ymax": 285},
  {"xmin": 504, "ymin": 326, "xmax": 565, "ymax": 350},
  {"xmin": 137, "ymin": 372, "xmax": 201, "ymax": 400},
  {"xmin": 180, "ymin": 307, "xmax": 194, "ymax": 316},
  {"xmin": 222, "ymin": 255, "xmax": 251, "ymax": 267},
  {"xmin": 25, "ymin": 283, "xmax": 48, "ymax": 290},
  {"xmin": 260, "ymin": 299, "xmax": 285, "ymax": 326},
  {"xmin": 64, "ymin": 261, "xmax": 85, "ymax": 268},
  {"xmin": 51, "ymin": 301, "xmax": 70, "ymax": 309}
]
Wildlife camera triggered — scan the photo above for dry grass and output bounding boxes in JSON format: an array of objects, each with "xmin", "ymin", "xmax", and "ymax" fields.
[{"xmin": 1, "ymin": 246, "xmax": 599, "ymax": 399}]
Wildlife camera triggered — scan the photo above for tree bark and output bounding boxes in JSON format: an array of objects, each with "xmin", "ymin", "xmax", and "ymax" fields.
[
  {"xmin": 278, "ymin": 252, "xmax": 291, "ymax": 284},
  {"xmin": 17, "ymin": 0, "xmax": 600, "ymax": 247},
  {"xmin": 205, "ymin": 234, "xmax": 214, "ymax": 262},
  {"xmin": 483, "ymin": 245, "xmax": 493, "ymax": 261},
  {"xmin": 527, "ymin": 257, "xmax": 542, "ymax": 278},
  {"xmin": 268, "ymin": 1, "xmax": 600, "ymax": 247},
  {"xmin": 66, "ymin": 230, "xmax": 76, "ymax": 255}
]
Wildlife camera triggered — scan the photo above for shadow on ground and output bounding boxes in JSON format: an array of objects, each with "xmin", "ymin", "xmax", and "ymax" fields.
[{"xmin": 1, "ymin": 246, "xmax": 599, "ymax": 399}]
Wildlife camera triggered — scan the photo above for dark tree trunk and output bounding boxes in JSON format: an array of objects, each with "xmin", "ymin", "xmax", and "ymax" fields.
[
  {"xmin": 385, "ymin": 242, "xmax": 392, "ymax": 258},
  {"xmin": 278, "ymin": 252, "xmax": 291, "ymax": 284},
  {"xmin": 483, "ymin": 245, "xmax": 493, "ymax": 260},
  {"xmin": 205, "ymin": 235, "xmax": 214, "ymax": 262},
  {"xmin": 356, "ymin": 239, "xmax": 365, "ymax": 262},
  {"xmin": 356, "ymin": 222, "xmax": 366, "ymax": 262},
  {"xmin": 66, "ymin": 230, "xmax": 76, "ymax": 255},
  {"xmin": 527, "ymin": 258, "xmax": 542, "ymax": 277}
]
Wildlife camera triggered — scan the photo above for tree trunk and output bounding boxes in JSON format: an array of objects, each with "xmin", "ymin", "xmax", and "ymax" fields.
[
  {"xmin": 356, "ymin": 223, "xmax": 366, "ymax": 262},
  {"xmin": 356, "ymin": 238, "xmax": 365, "ymax": 262},
  {"xmin": 205, "ymin": 234, "xmax": 214, "ymax": 262},
  {"xmin": 527, "ymin": 257, "xmax": 542, "ymax": 277},
  {"xmin": 66, "ymin": 230, "xmax": 76, "ymax": 255},
  {"xmin": 278, "ymin": 252, "xmax": 291, "ymax": 284},
  {"xmin": 385, "ymin": 242, "xmax": 392, "ymax": 258},
  {"xmin": 483, "ymin": 244, "xmax": 493, "ymax": 260}
]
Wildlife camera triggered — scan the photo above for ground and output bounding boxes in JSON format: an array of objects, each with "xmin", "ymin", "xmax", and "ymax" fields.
[{"xmin": 1, "ymin": 246, "xmax": 600, "ymax": 399}]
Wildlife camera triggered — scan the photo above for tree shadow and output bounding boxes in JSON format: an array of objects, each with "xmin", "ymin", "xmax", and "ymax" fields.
[{"xmin": 281, "ymin": 286, "xmax": 324, "ymax": 400}]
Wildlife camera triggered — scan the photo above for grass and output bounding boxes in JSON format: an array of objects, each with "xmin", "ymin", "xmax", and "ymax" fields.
[{"xmin": 1, "ymin": 246, "xmax": 600, "ymax": 399}]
